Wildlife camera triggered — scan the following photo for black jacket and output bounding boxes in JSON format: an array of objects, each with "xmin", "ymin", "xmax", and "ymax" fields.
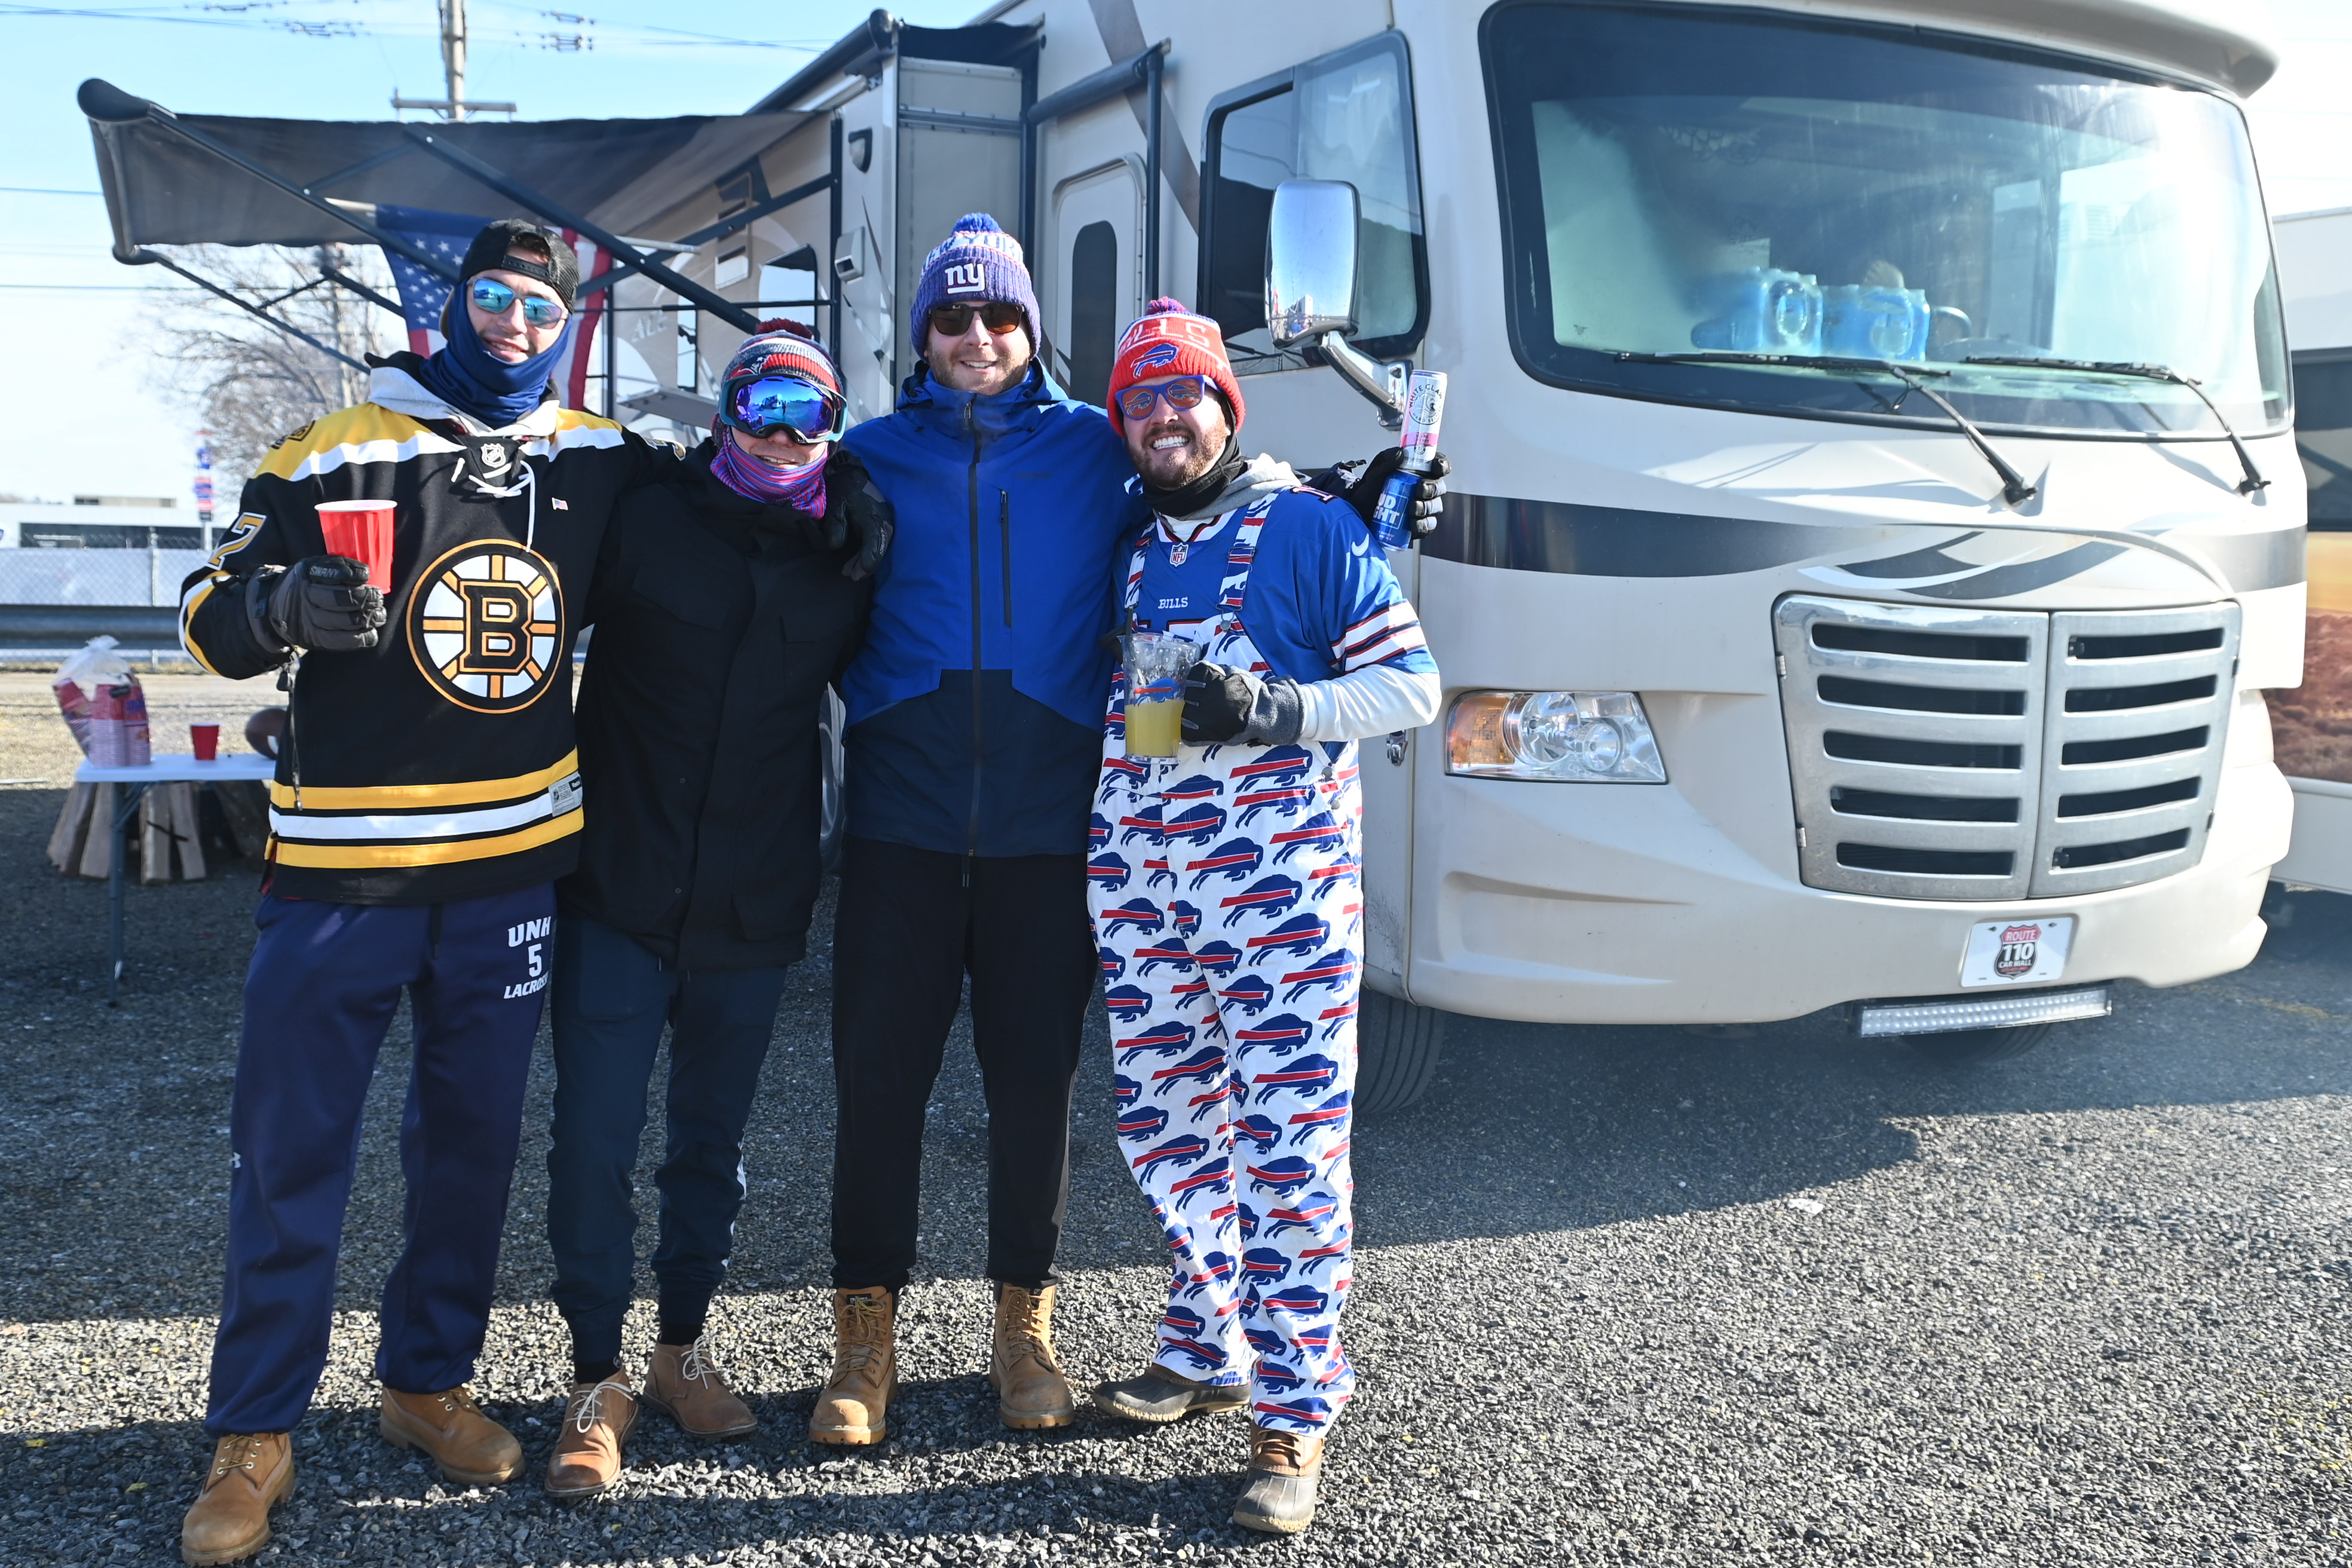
[{"xmin": 560, "ymin": 444, "xmax": 872, "ymax": 969}]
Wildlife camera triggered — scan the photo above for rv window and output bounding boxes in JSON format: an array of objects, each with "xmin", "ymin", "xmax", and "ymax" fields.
[
  {"xmin": 1202, "ymin": 32, "xmax": 1426, "ymax": 370},
  {"xmin": 1068, "ymin": 222, "xmax": 1120, "ymax": 409},
  {"xmin": 2298, "ymin": 354, "xmax": 2352, "ymax": 527},
  {"xmin": 1482, "ymin": 2, "xmax": 2289, "ymax": 437}
]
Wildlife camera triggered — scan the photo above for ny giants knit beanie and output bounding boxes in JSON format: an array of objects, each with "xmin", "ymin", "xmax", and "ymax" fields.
[
  {"xmin": 1105, "ymin": 298, "xmax": 1245, "ymax": 436},
  {"xmin": 908, "ymin": 213, "xmax": 1041, "ymax": 353}
]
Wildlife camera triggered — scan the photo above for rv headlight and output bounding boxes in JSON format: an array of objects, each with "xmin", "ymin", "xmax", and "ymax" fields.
[{"xmin": 1445, "ymin": 691, "xmax": 1667, "ymax": 783}]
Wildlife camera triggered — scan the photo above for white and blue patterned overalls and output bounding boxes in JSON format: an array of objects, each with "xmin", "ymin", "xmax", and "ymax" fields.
[{"xmin": 1086, "ymin": 495, "xmax": 1361, "ymax": 1438}]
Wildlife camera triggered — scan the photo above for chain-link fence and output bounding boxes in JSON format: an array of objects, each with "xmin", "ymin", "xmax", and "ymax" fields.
[{"xmin": 0, "ymin": 549, "xmax": 212, "ymax": 665}]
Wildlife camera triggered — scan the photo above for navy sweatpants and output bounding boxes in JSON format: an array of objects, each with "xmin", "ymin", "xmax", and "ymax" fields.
[
  {"xmin": 545, "ymin": 917, "xmax": 789, "ymax": 1367},
  {"xmin": 204, "ymin": 886, "xmax": 555, "ymax": 1438}
]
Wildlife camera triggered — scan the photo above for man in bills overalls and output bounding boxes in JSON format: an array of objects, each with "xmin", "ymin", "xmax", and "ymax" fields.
[{"xmin": 1083, "ymin": 301, "xmax": 1441, "ymax": 1536}]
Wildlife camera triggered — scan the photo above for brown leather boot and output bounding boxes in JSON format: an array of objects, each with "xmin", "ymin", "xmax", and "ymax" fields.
[
  {"xmin": 378, "ymin": 1385, "xmax": 524, "ymax": 1487},
  {"xmin": 988, "ymin": 1282, "xmax": 1077, "ymax": 1430},
  {"xmin": 1233, "ymin": 1425, "xmax": 1326, "ymax": 1535},
  {"xmin": 544, "ymin": 1375, "xmax": 638, "ymax": 1499},
  {"xmin": 179, "ymin": 1432, "xmax": 293, "ymax": 1567},
  {"xmin": 808, "ymin": 1287, "xmax": 895, "ymax": 1446},
  {"xmin": 643, "ymin": 1334, "xmax": 758, "ymax": 1438}
]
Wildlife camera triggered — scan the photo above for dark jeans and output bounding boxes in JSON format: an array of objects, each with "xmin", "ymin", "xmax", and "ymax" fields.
[
  {"xmin": 829, "ymin": 837, "xmax": 1097, "ymax": 1292},
  {"xmin": 206, "ymin": 887, "xmax": 553, "ymax": 1437},
  {"xmin": 546, "ymin": 917, "xmax": 791, "ymax": 1366}
]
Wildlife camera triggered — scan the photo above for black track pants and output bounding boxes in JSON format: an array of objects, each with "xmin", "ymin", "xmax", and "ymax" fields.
[{"xmin": 828, "ymin": 837, "xmax": 1097, "ymax": 1292}]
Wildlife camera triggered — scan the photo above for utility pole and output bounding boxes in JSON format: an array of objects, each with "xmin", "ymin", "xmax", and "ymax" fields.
[
  {"xmin": 440, "ymin": 0, "xmax": 467, "ymax": 121},
  {"xmin": 391, "ymin": 0, "xmax": 516, "ymax": 118}
]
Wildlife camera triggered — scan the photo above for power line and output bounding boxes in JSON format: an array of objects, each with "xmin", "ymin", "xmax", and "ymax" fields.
[{"xmin": 0, "ymin": 186, "xmax": 103, "ymax": 195}]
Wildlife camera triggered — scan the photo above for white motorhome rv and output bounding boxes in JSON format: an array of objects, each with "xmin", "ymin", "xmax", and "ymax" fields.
[
  {"xmin": 2270, "ymin": 206, "xmax": 2352, "ymax": 896},
  {"xmin": 633, "ymin": 0, "xmax": 2302, "ymax": 1101}
]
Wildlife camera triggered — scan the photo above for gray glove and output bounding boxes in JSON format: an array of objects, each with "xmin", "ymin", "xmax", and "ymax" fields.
[
  {"xmin": 1182, "ymin": 661, "xmax": 1304, "ymax": 746},
  {"xmin": 250, "ymin": 555, "xmax": 385, "ymax": 654}
]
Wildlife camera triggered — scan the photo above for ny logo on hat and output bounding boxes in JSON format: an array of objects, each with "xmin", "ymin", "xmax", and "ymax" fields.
[{"xmin": 944, "ymin": 262, "xmax": 987, "ymax": 294}]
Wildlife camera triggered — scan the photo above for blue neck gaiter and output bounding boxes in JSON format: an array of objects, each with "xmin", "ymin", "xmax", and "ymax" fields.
[{"xmin": 415, "ymin": 299, "xmax": 576, "ymax": 428}]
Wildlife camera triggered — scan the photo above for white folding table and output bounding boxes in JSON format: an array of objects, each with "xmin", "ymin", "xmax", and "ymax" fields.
[{"xmin": 74, "ymin": 754, "xmax": 277, "ymax": 1003}]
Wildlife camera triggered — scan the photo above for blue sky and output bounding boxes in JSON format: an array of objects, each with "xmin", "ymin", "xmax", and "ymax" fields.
[{"xmin": 2, "ymin": 0, "xmax": 2347, "ymax": 503}]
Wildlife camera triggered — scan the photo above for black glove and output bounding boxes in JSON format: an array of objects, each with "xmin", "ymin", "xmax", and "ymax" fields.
[
  {"xmin": 1181, "ymin": 662, "xmax": 1305, "ymax": 746},
  {"xmin": 829, "ymin": 448, "xmax": 895, "ymax": 581},
  {"xmin": 1310, "ymin": 448, "xmax": 1450, "ymax": 539},
  {"xmin": 250, "ymin": 555, "xmax": 385, "ymax": 654}
]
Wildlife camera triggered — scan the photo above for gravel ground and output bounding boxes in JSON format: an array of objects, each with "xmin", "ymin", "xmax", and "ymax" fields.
[{"xmin": 0, "ymin": 672, "xmax": 2348, "ymax": 1566}]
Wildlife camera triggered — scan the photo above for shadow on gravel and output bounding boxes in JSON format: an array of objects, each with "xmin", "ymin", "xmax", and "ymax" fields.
[{"xmin": 1344, "ymin": 885, "xmax": 2352, "ymax": 1253}]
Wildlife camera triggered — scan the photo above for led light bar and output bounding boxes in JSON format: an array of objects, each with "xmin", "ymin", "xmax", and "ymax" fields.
[{"xmin": 1855, "ymin": 985, "xmax": 2112, "ymax": 1039}]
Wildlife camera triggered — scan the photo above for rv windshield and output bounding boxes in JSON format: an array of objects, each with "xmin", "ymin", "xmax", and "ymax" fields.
[{"xmin": 1481, "ymin": 2, "xmax": 2289, "ymax": 435}]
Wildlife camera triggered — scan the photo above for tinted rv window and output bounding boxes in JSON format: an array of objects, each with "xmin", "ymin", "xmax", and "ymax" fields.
[
  {"xmin": 1068, "ymin": 221, "xmax": 1119, "ymax": 409},
  {"xmin": 1482, "ymin": 2, "xmax": 2290, "ymax": 436},
  {"xmin": 2298, "ymin": 354, "xmax": 2352, "ymax": 527},
  {"xmin": 1202, "ymin": 32, "xmax": 1427, "ymax": 370}
]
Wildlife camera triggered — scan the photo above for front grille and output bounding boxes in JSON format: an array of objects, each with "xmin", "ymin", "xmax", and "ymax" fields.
[{"xmin": 1775, "ymin": 596, "xmax": 2238, "ymax": 901}]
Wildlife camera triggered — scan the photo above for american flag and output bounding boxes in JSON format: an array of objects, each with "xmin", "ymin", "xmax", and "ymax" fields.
[{"xmin": 376, "ymin": 203, "xmax": 610, "ymax": 411}]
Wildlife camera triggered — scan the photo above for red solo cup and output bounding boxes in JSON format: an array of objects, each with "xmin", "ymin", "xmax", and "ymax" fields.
[
  {"xmin": 316, "ymin": 499, "xmax": 397, "ymax": 590},
  {"xmin": 191, "ymin": 722, "xmax": 220, "ymax": 761}
]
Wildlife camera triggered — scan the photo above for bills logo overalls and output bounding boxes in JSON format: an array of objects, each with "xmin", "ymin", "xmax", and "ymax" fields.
[{"xmin": 1088, "ymin": 495, "xmax": 1359, "ymax": 1437}]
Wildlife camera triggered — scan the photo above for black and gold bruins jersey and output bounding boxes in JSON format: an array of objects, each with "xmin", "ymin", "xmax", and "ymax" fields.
[{"xmin": 181, "ymin": 369, "xmax": 677, "ymax": 905}]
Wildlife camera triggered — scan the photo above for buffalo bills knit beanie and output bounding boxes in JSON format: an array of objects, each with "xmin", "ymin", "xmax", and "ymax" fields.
[
  {"xmin": 1105, "ymin": 298, "xmax": 1246, "ymax": 436},
  {"xmin": 908, "ymin": 213, "xmax": 1040, "ymax": 353}
]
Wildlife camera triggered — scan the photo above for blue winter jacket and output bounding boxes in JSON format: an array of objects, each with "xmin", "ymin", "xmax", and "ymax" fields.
[{"xmin": 841, "ymin": 362, "xmax": 1147, "ymax": 858}]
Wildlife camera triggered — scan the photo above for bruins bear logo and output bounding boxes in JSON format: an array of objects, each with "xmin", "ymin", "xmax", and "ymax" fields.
[{"xmin": 407, "ymin": 541, "xmax": 564, "ymax": 712}]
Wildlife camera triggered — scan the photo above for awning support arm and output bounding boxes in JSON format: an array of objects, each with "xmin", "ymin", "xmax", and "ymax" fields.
[
  {"xmin": 401, "ymin": 125, "xmax": 761, "ymax": 333},
  {"xmin": 130, "ymin": 249, "xmax": 370, "ymax": 373},
  {"xmin": 574, "ymin": 169, "xmax": 835, "ymax": 301},
  {"xmin": 318, "ymin": 266, "xmax": 407, "ymax": 318}
]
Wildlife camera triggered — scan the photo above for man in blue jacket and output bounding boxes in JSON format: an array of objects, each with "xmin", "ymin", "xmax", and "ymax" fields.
[{"xmin": 813, "ymin": 215, "xmax": 1437, "ymax": 1445}]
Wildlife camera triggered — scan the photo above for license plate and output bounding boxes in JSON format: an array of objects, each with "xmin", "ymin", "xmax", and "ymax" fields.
[{"xmin": 1959, "ymin": 916, "xmax": 2074, "ymax": 987}]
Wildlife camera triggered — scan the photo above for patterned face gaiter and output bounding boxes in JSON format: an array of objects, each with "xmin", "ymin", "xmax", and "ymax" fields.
[{"xmin": 709, "ymin": 425, "xmax": 828, "ymax": 517}]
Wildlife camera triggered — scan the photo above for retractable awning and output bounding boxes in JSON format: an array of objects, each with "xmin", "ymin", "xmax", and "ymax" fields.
[{"xmin": 79, "ymin": 77, "xmax": 825, "ymax": 354}]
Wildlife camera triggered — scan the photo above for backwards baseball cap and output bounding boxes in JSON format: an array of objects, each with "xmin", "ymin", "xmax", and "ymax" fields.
[
  {"xmin": 908, "ymin": 212, "xmax": 1040, "ymax": 353},
  {"xmin": 457, "ymin": 218, "xmax": 580, "ymax": 309},
  {"xmin": 1106, "ymin": 298, "xmax": 1245, "ymax": 436}
]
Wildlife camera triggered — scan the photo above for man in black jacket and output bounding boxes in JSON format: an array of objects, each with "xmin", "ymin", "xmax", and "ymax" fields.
[{"xmin": 539, "ymin": 324, "xmax": 884, "ymax": 1496}]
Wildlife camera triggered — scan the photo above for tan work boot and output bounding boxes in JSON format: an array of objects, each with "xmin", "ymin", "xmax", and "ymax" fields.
[
  {"xmin": 1233, "ymin": 1424, "xmax": 1326, "ymax": 1535},
  {"xmin": 644, "ymin": 1334, "xmax": 758, "ymax": 1438},
  {"xmin": 988, "ymin": 1282, "xmax": 1078, "ymax": 1430},
  {"xmin": 179, "ymin": 1432, "xmax": 293, "ymax": 1567},
  {"xmin": 544, "ymin": 1374, "xmax": 638, "ymax": 1498},
  {"xmin": 809, "ymin": 1287, "xmax": 896, "ymax": 1446},
  {"xmin": 378, "ymin": 1384, "xmax": 524, "ymax": 1487}
]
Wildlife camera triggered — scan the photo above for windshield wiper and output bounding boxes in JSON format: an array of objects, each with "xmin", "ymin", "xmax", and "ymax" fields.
[
  {"xmin": 1962, "ymin": 357, "xmax": 2271, "ymax": 495},
  {"xmin": 1621, "ymin": 352, "xmax": 2037, "ymax": 507}
]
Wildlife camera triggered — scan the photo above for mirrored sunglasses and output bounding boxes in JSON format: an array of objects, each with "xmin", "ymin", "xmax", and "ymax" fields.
[
  {"xmin": 927, "ymin": 302, "xmax": 1027, "ymax": 338},
  {"xmin": 468, "ymin": 277, "xmax": 566, "ymax": 327},
  {"xmin": 1117, "ymin": 375, "xmax": 1213, "ymax": 422}
]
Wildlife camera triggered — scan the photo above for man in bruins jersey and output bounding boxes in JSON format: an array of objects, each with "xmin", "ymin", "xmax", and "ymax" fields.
[{"xmin": 175, "ymin": 220, "xmax": 676, "ymax": 1568}]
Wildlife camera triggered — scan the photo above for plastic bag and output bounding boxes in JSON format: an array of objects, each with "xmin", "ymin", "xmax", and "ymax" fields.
[{"xmin": 55, "ymin": 635, "xmax": 150, "ymax": 767}]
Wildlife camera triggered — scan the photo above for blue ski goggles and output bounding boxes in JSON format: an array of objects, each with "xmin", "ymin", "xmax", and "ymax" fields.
[{"xmin": 722, "ymin": 374, "xmax": 847, "ymax": 443}]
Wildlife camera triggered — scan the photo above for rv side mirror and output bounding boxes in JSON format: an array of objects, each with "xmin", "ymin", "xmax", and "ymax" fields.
[
  {"xmin": 1265, "ymin": 179, "xmax": 1361, "ymax": 347},
  {"xmin": 1264, "ymin": 178, "xmax": 1407, "ymax": 425}
]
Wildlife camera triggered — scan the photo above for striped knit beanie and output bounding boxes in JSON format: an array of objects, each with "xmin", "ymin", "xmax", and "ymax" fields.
[
  {"xmin": 1106, "ymin": 298, "xmax": 1245, "ymax": 436},
  {"xmin": 908, "ymin": 213, "xmax": 1040, "ymax": 353},
  {"xmin": 721, "ymin": 318, "xmax": 841, "ymax": 402}
]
